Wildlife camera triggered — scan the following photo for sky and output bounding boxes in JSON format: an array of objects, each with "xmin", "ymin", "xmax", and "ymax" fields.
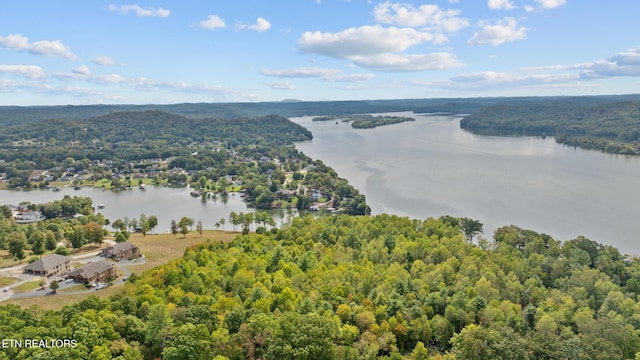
[{"xmin": 1, "ymin": 1, "xmax": 639, "ymax": 105}]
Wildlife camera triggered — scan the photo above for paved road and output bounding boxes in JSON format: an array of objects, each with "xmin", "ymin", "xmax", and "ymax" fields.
[{"xmin": 0, "ymin": 241, "xmax": 145, "ymax": 302}]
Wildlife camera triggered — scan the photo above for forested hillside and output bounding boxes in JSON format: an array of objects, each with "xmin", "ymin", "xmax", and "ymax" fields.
[
  {"xmin": 0, "ymin": 111, "xmax": 312, "ymax": 162},
  {"xmin": 460, "ymin": 101, "xmax": 640, "ymax": 155},
  {"xmin": 0, "ymin": 110, "xmax": 369, "ymax": 214},
  {"xmin": 2, "ymin": 214, "xmax": 639, "ymax": 359},
  {"xmin": 3, "ymin": 94, "xmax": 639, "ymax": 126}
]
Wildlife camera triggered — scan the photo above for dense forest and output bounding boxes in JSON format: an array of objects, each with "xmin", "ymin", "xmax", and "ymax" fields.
[
  {"xmin": 3, "ymin": 94, "xmax": 640, "ymax": 126},
  {"xmin": 1, "ymin": 214, "xmax": 639, "ymax": 359},
  {"xmin": 460, "ymin": 101, "xmax": 640, "ymax": 155},
  {"xmin": 0, "ymin": 111, "xmax": 312, "ymax": 163}
]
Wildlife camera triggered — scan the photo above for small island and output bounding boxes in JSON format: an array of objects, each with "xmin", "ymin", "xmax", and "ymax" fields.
[{"xmin": 313, "ymin": 114, "xmax": 415, "ymax": 129}]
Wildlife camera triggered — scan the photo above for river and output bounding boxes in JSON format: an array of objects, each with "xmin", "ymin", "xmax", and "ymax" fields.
[
  {"xmin": 292, "ymin": 113, "xmax": 640, "ymax": 255},
  {"xmin": 1, "ymin": 112, "xmax": 638, "ymax": 255}
]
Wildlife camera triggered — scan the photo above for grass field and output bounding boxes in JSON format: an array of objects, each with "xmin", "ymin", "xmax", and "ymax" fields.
[
  {"xmin": 125, "ymin": 230, "xmax": 237, "ymax": 274},
  {"xmin": 0, "ymin": 277, "xmax": 18, "ymax": 287},
  {"xmin": 2, "ymin": 230, "xmax": 238, "ymax": 310},
  {"xmin": 12, "ymin": 280, "xmax": 43, "ymax": 294}
]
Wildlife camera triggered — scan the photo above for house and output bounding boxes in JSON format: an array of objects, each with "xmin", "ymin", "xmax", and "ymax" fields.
[
  {"xmin": 67, "ymin": 261, "xmax": 117, "ymax": 284},
  {"xmin": 277, "ymin": 189, "xmax": 296, "ymax": 199},
  {"xmin": 14, "ymin": 211, "xmax": 46, "ymax": 223},
  {"xmin": 311, "ymin": 190, "xmax": 323, "ymax": 201},
  {"xmin": 102, "ymin": 242, "xmax": 141, "ymax": 260},
  {"xmin": 23, "ymin": 254, "xmax": 72, "ymax": 277}
]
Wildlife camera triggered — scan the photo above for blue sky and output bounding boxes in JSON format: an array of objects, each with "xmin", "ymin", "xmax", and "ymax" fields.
[{"xmin": 1, "ymin": 1, "xmax": 639, "ymax": 105}]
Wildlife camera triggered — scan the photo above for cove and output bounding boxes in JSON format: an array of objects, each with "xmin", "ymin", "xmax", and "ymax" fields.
[{"xmin": 0, "ymin": 186, "xmax": 298, "ymax": 233}]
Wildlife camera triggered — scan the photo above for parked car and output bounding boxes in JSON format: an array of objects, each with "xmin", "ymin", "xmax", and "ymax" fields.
[{"xmin": 2, "ymin": 287, "xmax": 8, "ymax": 292}]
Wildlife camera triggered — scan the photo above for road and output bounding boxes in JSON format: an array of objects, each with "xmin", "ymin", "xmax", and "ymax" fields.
[{"xmin": 0, "ymin": 241, "xmax": 143, "ymax": 302}]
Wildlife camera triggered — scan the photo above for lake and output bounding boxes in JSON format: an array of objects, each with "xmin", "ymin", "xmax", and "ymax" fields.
[
  {"xmin": 1, "ymin": 112, "xmax": 638, "ymax": 255},
  {"xmin": 292, "ymin": 113, "xmax": 640, "ymax": 255},
  {"xmin": 0, "ymin": 186, "xmax": 299, "ymax": 233}
]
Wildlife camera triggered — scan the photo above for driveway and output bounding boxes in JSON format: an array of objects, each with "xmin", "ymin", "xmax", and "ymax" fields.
[{"xmin": 0, "ymin": 243, "xmax": 144, "ymax": 302}]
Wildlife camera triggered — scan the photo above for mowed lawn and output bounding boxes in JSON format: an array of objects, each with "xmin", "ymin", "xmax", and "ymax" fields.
[
  {"xmin": 124, "ymin": 230, "xmax": 238, "ymax": 273},
  {"xmin": 2, "ymin": 230, "xmax": 238, "ymax": 310}
]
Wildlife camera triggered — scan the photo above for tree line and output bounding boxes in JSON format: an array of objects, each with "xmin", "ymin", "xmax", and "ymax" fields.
[
  {"xmin": 460, "ymin": 100, "xmax": 640, "ymax": 155},
  {"xmin": 2, "ymin": 214, "xmax": 639, "ymax": 359}
]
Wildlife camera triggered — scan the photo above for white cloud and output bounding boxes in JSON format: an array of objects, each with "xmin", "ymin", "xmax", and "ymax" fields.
[
  {"xmin": 238, "ymin": 17, "xmax": 272, "ymax": 32},
  {"xmin": 108, "ymin": 4, "xmax": 170, "ymax": 17},
  {"xmin": 54, "ymin": 70, "xmax": 125, "ymax": 84},
  {"xmin": 266, "ymin": 81, "xmax": 295, "ymax": 90},
  {"xmin": 93, "ymin": 55, "xmax": 116, "ymax": 66},
  {"xmin": 198, "ymin": 15, "xmax": 227, "ymax": 30},
  {"xmin": 525, "ymin": 6, "xmax": 535, "ymax": 12},
  {"xmin": 260, "ymin": 67, "xmax": 374, "ymax": 82},
  {"xmin": 299, "ymin": 25, "xmax": 438, "ymax": 59},
  {"xmin": 350, "ymin": 52, "xmax": 464, "ymax": 72},
  {"xmin": 261, "ymin": 67, "xmax": 339, "ymax": 78},
  {"xmin": 468, "ymin": 17, "xmax": 528, "ymax": 46},
  {"xmin": 580, "ymin": 48, "xmax": 640, "ymax": 79},
  {"xmin": 536, "ymin": 0, "xmax": 566, "ymax": 9},
  {"xmin": 52, "ymin": 69, "xmax": 252, "ymax": 100},
  {"xmin": 413, "ymin": 48, "xmax": 640, "ymax": 93},
  {"xmin": 0, "ymin": 34, "xmax": 77, "ymax": 60},
  {"xmin": 73, "ymin": 65, "xmax": 91, "ymax": 75},
  {"xmin": 488, "ymin": 0, "xmax": 515, "ymax": 10},
  {"xmin": 372, "ymin": 2, "xmax": 469, "ymax": 32},
  {"xmin": 421, "ymin": 71, "xmax": 580, "ymax": 91},
  {"xmin": 0, "ymin": 64, "xmax": 46, "ymax": 79}
]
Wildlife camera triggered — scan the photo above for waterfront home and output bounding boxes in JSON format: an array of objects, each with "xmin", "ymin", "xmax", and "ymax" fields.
[
  {"xmin": 14, "ymin": 211, "xmax": 46, "ymax": 223},
  {"xmin": 23, "ymin": 254, "xmax": 72, "ymax": 277}
]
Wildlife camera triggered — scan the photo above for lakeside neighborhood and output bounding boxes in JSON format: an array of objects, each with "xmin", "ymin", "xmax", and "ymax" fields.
[{"xmin": 0, "ymin": 242, "xmax": 142, "ymax": 301}]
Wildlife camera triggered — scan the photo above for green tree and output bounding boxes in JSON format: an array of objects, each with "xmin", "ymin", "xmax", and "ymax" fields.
[
  {"xmin": 115, "ymin": 231, "xmax": 128, "ymax": 243},
  {"xmin": 163, "ymin": 323, "xmax": 212, "ymax": 360},
  {"xmin": 265, "ymin": 312, "xmax": 337, "ymax": 360},
  {"xmin": 460, "ymin": 217, "xmax": 483, "ymax": 243},
  {"xmin": 196, "ymin": 220, "xmax": 203, "ymax": 238},
  {"xmin": 8, "ymin": 233, "xmax": 27, "ymax": 263},
  {"xmin": 139, "ymin": 214, "xmax": 149, "ymax": 237},
  {"xmin": 30, "ymin": 231, "xmax": 45, "ymax": 255},
  {"xmin": 145, "ymin": 303, "xmax": 174, "ymax": 358},
  {"xmin": 148, "ymin": 215, "xmax": 158, "ymax": 234},
  {"xmin": 69, "ymin": 224, "xmax": 85, "ymax": 249},
  {"xmin": 44, "ymin": 230, "xmax": 57, "ymax": 251},
  {"xmin": 170, "ymin": 220, "xmax": 178, "ymax": 237},
  {"xmin": 49, "ymin": 280, "xmax": 59, "ymax": 294},
  {"xmin": 85, "ymin": 221, "xmax": 104, "ymax": 246}
]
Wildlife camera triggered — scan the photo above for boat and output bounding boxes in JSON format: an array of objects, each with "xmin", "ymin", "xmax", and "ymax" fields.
[
  {"xmin": 139, "ymin": 184, "xmax": 146, "ymax": 190},
  {"xmin": 97, "ymin": 204, "xmax": 105, "ymax": 209}
]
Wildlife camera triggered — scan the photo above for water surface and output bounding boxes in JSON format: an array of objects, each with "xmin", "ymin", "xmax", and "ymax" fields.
[{"xmin": 292, "ymin": 113, "xmax": 640, "ymax": 255}]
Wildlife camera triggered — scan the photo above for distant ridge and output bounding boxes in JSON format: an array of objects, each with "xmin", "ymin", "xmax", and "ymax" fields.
[{"xmin": 1, "ymin": 94, "xmax": 640, "ymax": 126}]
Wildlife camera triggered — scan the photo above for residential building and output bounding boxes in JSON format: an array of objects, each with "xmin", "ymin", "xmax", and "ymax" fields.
[
  {"xmin": 67, "ymin": 261, "xmax": 117, "ymax": 283},
  {"xmin": 102, "ymin": 242, "xmax": 141, "ymax": 260},
  {"xmin": 23, "ymin": 254, "xmax": 72, "ymax": 277}
]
